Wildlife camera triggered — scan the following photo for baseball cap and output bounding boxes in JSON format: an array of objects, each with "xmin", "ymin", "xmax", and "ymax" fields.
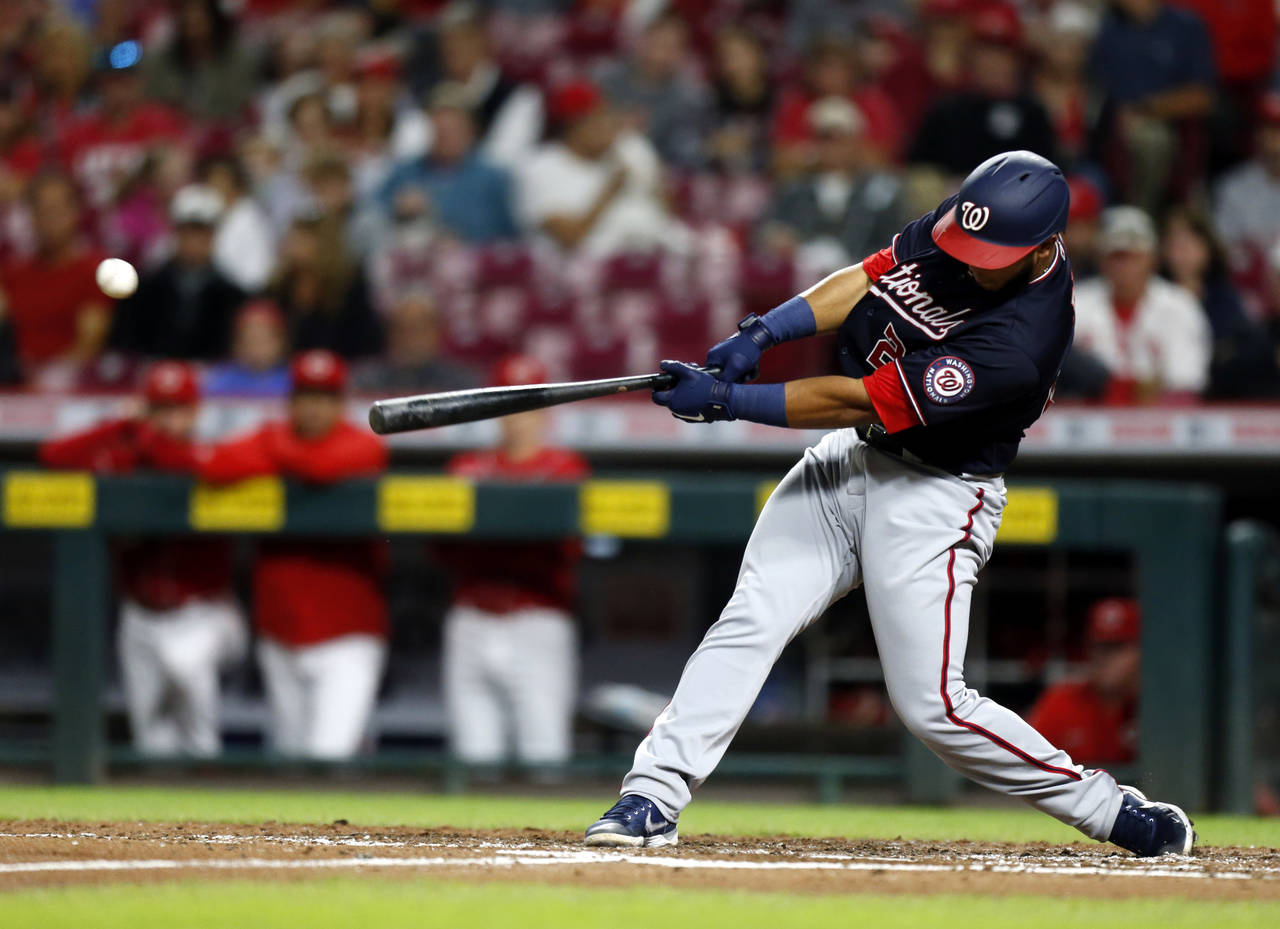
[
  {"xmin": 355, "ymin": 48, "xmax": 401, "ymax": 82},
  {"xmin": 143, "ymin": 360, "xmax": 200, "ymax": 406},
  {"xmin": 491, "ymin": 354, "xmax": 549, "ymax": 388},
  {"xmin": 809, "ymin": 96, "xmax": 866, "ymax": 136},
  {"xmin": 970, "ymin": 3, "xmax": 1023, "ymax": 49},
  {"xmin": 1066, "ymin": 176, "xmax": 1103, "ymax": 223},
  {"xmin": 427, "ymin": 81, "xmax": 474, "ymax": 112},
  {"xmin": 1087, "ymin": 597, "xmax": 1140, "ymax": 646},
  {"xmin": 549, "ymin": 80, "xmax": 604, "ymax": 125},
  {"xmin": 1097, "ymin": 205, "xmax": 1157, "ymax": 255},
  {"xmin": 290, "ymin": 349, "xmax": 348, "ymax": 392},
  {"xmin": 170, "ymin": 184, "xmax": 225, "ymax": 227}
]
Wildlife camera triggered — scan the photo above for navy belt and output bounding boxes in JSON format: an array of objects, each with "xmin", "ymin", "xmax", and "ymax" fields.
[{"xmin": 856, "ymin": 425, "xmax": 967, "ymax": 477}]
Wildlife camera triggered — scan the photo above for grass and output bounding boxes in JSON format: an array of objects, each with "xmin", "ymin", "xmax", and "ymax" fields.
[
  {"xmin": 3, "ymin": 880, "xmax": 1278, "ymax": 929},
  {"xmin": 1, "ymin": 784, "xmax": 1279, "ymax": 847}
]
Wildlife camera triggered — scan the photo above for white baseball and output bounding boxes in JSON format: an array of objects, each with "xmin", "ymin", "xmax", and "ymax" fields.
[{"xmin": 95, "ymin": 258, "xmax": 138, "ymax": 299}]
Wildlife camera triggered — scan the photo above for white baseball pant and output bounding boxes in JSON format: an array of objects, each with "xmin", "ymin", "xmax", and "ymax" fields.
[
  {"xmin": 117, "ymin": 597, "xmax": 248, "ymax": 757},
  {"xmin": 256, "ymin": 634, "xmax": 386, "ymax": 760},
  {"xmin": 623, "ymin": 428, "xmax": 1124, "ymax": 841},
  {"xmin": 443, "ymin": 604, "xmax": 578, "ymax": 765}
]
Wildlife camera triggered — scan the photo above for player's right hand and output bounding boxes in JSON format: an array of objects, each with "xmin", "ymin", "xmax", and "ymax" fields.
[{"xmin": 705, "ymin": 314, "xmax": 775, "ymax": 383}]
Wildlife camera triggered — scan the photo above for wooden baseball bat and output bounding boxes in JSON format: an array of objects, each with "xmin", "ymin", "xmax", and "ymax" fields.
[{"xmin": 368, "ymin": 366, "xmax": 711, "ymax": 434}]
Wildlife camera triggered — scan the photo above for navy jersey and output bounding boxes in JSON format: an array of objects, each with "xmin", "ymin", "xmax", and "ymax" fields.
[{"xmin": 837, "ymin": 195, "xmax": 1074, "ymax": 475}]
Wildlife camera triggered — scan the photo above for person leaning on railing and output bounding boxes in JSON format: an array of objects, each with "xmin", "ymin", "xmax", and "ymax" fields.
[
  {"xmin": 197, "ymin": 349, "xmax": 388, "ymax": 761},
  {"xmin": 39, "ymin": 361, "xmax": 246, "ymax": 758}
]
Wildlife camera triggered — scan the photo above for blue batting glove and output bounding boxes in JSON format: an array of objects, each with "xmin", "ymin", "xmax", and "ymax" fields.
[
  {"xmin": 652, "ymin": 360, "xmax": 735, "ymax": 422},
  {"xmin": 704, "ymin": 315, "xmax": 774, "ymax": 383}
]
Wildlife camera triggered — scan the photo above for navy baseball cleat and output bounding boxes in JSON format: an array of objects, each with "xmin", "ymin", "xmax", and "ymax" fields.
[
  {"xmin": 584, "ymin": 795, "xmax": 678, "ymax": 848},
  {"xmin": 1107, "ymin": 787, "xmax": 1196, "ymax": 857}
]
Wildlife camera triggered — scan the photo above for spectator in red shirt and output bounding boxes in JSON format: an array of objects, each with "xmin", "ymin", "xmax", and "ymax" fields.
[
  {"xmin": 1171, "ymin": 0, "xmax": 1276, "ymax": 162},
  {"xmin": 0, "ymin": 172, "xmax": 111, "ymax": 372},
  {"xmin": 39, "ymin": 361, "xmax": 245, "ymax": 757},
  {"xmin": 436, "ymin": 356, "xmax": 589, "ymax": 767},
  {"xmin": 1026, "ymin": 598, "xmax": 1141, "ymax": 765},
  {"xmin": 198, "ymin": 350, "xmax": 389, "ymax": 760},
  {"xmin": 59, "ymin": 40, "xmax": 188, "ymax": 212},
  {"xmin": 771, "ymin": 36, "xmax": 903, "ymax": 172}
]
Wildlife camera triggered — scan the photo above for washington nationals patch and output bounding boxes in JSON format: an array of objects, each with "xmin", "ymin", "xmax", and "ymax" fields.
[{"xmin": 922, "ymin": 356, "xmax": 975, "ymax": 404}]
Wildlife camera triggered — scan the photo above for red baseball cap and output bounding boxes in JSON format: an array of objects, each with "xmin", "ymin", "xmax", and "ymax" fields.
[
  {"xmin": 1067, "ymin": 176, "xmax": 1103, "ymax": 223},
  {"xmin": 1087, "ymin": 597, "xmax": 1140, "ymax": 646},
  {"xmin": 143, "ymin": 360, "xmax": 200, "ymax": 406},
  {"xmin": 354, "ymin": 49, "xmax": 401, "ymax": 82},
  {"xmin": 490, "ymin": 354, "xmax": 549, "ymax": 388},
  {"xmin": 549, "ymin": 80, "xmax": 604, "ymax": 124},
  {"xmin": 290, "ymin": 349, "xmax": 348, "ymax": 393},
  {"xmin": 970, "ymin": 2, "xmax": 1023, "ymax": 49}
]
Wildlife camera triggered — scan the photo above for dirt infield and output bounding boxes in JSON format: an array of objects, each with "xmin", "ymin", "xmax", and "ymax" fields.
[{"xmin": 0, "ymin": 821, "xmax": 1277, "ymax": 900}]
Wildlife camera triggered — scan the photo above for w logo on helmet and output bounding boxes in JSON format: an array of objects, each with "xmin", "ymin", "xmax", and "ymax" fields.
[{"xmin": 959, "ymin": 201, "xmax": 990, "ymax": 232}]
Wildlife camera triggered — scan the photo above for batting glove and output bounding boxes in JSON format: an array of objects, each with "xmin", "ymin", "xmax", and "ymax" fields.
[
  {"xmin": 653, "ymin": 360, "xmax": 735, "ymax": 422},
  {"xmin": 704, "ymin": 315, "xmax": 775, "ymax": 383}
]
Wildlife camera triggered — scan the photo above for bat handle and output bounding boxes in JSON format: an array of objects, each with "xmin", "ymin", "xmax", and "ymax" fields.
[{"xmin": 653, "ymin": 363, "xmax": 723, "ymax": 390}]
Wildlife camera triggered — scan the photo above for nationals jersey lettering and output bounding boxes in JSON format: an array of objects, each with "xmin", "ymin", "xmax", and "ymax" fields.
[
  {"xmin": 870, "ymin": 264, "xmax": 972, "ymax": 339},
  {"xmin": 840, "ymin": 195, "xmax": 1075, "ymax": 475}
]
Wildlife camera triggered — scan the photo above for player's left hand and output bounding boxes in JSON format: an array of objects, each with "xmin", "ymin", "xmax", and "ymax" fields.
[
  {"xmin": 705, "ymin": 315, "xmax": 775, "ymax": 383},
  {"xmin": 653, "ymin": 360, "xmax": 735, "ymax": 422}
]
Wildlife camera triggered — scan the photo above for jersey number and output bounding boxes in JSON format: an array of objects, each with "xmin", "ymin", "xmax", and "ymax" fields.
[{"xmin": 865, "ymin": 323, "xmax": 906, "ymax": 368}]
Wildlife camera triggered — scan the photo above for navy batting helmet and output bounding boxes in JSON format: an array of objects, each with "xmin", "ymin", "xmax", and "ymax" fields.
[{"xmin": 931, "ymin": 150, "xmax": 1069, "ymax": 269}]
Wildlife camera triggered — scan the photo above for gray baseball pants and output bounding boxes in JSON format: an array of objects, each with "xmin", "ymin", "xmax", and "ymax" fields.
[{"xmin": 622, "ymin": 428, "xmax": 1123, "ymax": 840}]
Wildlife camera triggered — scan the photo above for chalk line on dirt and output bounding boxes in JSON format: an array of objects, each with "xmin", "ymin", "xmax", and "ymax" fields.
[{"xmin": 0, "ymin": 848, "xmax": 1271, "ymax": 882}]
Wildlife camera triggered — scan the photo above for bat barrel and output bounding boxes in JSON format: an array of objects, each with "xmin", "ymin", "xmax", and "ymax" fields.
[{"xmin": 368, "ymin": 370, "xmax": 676, "ymax": 435}]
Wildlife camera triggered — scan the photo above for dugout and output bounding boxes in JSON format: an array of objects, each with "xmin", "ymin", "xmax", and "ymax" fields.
[{"xmin": 0, "ymin": 468, "xmax": 1250, "ymax": 812}]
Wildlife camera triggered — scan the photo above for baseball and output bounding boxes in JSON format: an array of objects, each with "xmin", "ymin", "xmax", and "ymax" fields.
[{"xmin": 95, "ymin": 258, "xmax": 138, "ymax": 299}]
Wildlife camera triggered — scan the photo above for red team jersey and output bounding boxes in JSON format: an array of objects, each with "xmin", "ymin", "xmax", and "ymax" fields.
[
  {"xmin": 438, "ymin": 447, "xmax": 590, "ymax": 615},
  {"xmin": 39, "ymin": 418, "xmax": 233, "ymax": 610},
  {"xmin": 198, "ymin": 420, "xmax": 389, "ymax": 646},
  {"xmin": 1026, "ymin": 681, "xmax": 1137, "ymax": 765}
]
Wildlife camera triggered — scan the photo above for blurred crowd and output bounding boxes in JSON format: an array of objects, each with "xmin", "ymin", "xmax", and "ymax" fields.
[{"xmin": 0, "ymin": 0, "xmax": 1279, "ymax": 403}]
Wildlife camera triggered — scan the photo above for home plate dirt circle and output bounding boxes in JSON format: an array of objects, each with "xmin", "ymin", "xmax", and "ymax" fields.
[{"xmin": 1, "ymin": 822, "xmax": 1277, "ymax": 900}]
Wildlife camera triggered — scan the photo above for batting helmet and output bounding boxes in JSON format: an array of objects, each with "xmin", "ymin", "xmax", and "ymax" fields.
[{"xmin": 931, "ymin": 150, "xmax": 1069, "ymax": 269}]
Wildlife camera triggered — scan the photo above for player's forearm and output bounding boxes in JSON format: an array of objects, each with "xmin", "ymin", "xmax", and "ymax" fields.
[
  {"xmin": 799, "ymin": 264, "xmax": 871, "ymax": 333},
  {"xmin": 782, "ymin": 376, "xmax": 879, "ymax": 429}
]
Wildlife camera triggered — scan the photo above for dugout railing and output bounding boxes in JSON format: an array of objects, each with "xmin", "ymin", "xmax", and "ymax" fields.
[{"xmin": 0, "ymin": 470, "xmax": 1223, "ymax": 808}]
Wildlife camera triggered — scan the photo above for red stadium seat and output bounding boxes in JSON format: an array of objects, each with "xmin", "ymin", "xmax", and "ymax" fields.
[
  {"xmin": 738, "ymin": 252, "xmax": 798, "ymax": 317},
  {"xmin": 602, "ymin": 251, "xmax": 664, "ymax": 292},
  {"xmin": 476, "ymin": 243, "xmax": 536, "ymax": 288},
  {"xmin": 570, "ymin": 327, "xmax": 630, "ymax": 381}
]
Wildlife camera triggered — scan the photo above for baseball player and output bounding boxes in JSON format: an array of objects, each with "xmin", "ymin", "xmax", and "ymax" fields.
[
  {"xmin": 586, "ymin": 151, "xmax": 1194, "ymax": 857},
  {"xmin": 435, "ymin": 356, "xmax": 589, "ymax": 767},
  {"xmin": 40, "ymin": 361, "xmax": 245, "ymax": 757},
  {"xmin": 198, "ymin": 350, "xmax": 389, "ymax": 760},
  {"xmin": 1027, "ymin": 597, "xmax": 1141, "ymax": 765}
]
